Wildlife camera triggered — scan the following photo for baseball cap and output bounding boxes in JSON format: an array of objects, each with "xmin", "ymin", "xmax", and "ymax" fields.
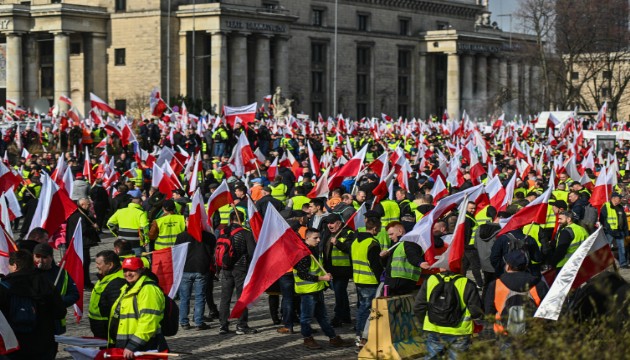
[
  {"xmin": 504, "ymin": 250, "xmax": 528, "ymax": 269},
  {"xmin": 611, "ymin": 192, "xmax": 622, "ymax": 198},
  {"xmin": 33, "ymin": 243, "xmax": 54, "ymax": 257},
  {"xmin": 122, "ymin": 257, "xmax": 144, "ymax": 271},
  {"xmin": 128, "ymin": 189, "xmax": 142, "ymax": 198},
  {"xmin": 163, "ymin": 199, "xmax": 176, "ymax": 212},
  {"xmin": 325, "ymin": 213, "xmax": 344, "ymax": 223}
]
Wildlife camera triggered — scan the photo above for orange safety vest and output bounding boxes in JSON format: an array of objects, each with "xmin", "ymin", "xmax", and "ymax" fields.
[
  {"xmin": 493, "ymin": 279, "xmax": 541, "ymax": 335},
  {"xmin": 82, "ymin": 129, "xmax": 94, "ymax": 144}
]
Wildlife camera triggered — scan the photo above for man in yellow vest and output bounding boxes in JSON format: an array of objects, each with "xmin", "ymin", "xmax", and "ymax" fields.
[
  {"xmin": 293, "ymin": 227, "xmax": 354, "ymax": 349},
  {"xmin": 107, "ymin": 189, "xmax": 149, "ymax": 255},
  {"xmin": 550, "ymin": 211, "xmax": 589, "ymax": 269},
  {"xmin": 89, "ymin": 250, "xmax": 126, "ymax": 339},
  {"xmin": 323, "ymin": 213, "xmax": 355, "ymax": 327},
  {"xmin": 380, "ymin": 221, "xmax": 423, "ymax": 296},
  {"xmin": 463, "ymin": 201, "xmax": 483, "ymax": 288},
  {"xmin": 350, "ymin": 218, "xmax": 383, "ymax": 348},
  {"xmin": 600, "ymin": 193, "xmax": 629, "ymax": 268},
  {"xmin": 413, "ymin": 268, "xmax": 483, "ymax": 359},
  {"xmin": 148, "ymin": 200, "xmax": 186, "ymax": 250},
  {"xmin": 286, "ymin": 186, "xmax": 311, "ymax": 211},
  {"xmin": 269, "ymin": 175, "xmax": 288, "ymax": 204}
]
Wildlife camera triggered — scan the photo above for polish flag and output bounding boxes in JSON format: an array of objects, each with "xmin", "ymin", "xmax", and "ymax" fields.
[
  {"xmin": 152, "ymin": 243, "xmax": 189, "ymax": 298},
  {"xmin": 497, "ymin": 187, "xmax": 553, "ymax": 237},
  {"xmin": 430, "ymin": 175, "xmax": 448, "ymax": 205},
  {"xmin": 62, "ymin": 167, "xmax": 74, "ymax": 196},
  {"xmin": 468, "ymin": 149, "xmax": 486, "ymax": 185},
  {"xmin": 230, "ymin": 132, "xmax": 258, "ymax": 177},
  {"xmin": 151, "ymin": 163, "xmax": 178, "ymax": 198},
  {"xmin": 0, "ymin": 162, "xmax": 21, "ymax": 195},
  {"xmin": 589, "ymin": 166, "xmax": 611, "ymax": 209},
  {"xmin": 82, "ymin": 150, "xmax": 92, "ymax": 184},
  {"xmin": 307, "ymin": 168, "xmax": 330, "ymax": 199},
  {"xmin": 103, "ymin": 121, "xmax": 123, "ymax": 139},
  {"xmin": 0, "ymin": 311, "xmax": 18, "ymax": 355},
  {"xmin": 498, "ymin": 174, "xmax": 517, "ymax": 212},
  {"xmin": 230, "ymin": 204, "xmax": 312, "ymax": 319},
  {"xmin": 492, "ymin": 113, "xmax": 505, "ymax": 129},
  {"xmin": 247, "ymin": 198, "xmax": 263, "ymax": 241},
  {"xmin": 596, "ymin": 101, "xmax": 609, "ymax": 130},
  {"xmin": 223, "ymin": 102, "xmax": 257, "ymax": 129},
  {"xmin": 447, "ymin": 195, "xmax": 469, "ymax": 273},
  {"xmin": 485, "ymin": 176, "xmax": 505, "ymax": 211},
  {"xmin": 345, "ymin": 202, "xmax": 367, "ymax": 231},
  {"xmin": 366, "ymin": 152, "xmax": 388, "ymax": 178},
  {"xmin": 89, "ymin": 107, "xmax": 103, "ymax": 126},
  {"xmin": 0, "ymin": 214, "xmax": 17, "ymax": 274},
  {"xmin": 253, "ymin": 148, "xmax": 266, "ymax": 164},
  {"xmin": 535, "ymin": 228, "xmax": 615, "ymax": 320},
  {"xmin": 188, "ymin": 153, "xmax": 201, "ymax": 196},
  {"xmin": 2, "ymin": 188, "xmax": 22, "ymax": 222},
  {"xmin": 267, "ymin": 157, "xmax": 278, "ymax": 182},
  {"xmin": 328, "ymin": 145, "xmax": 367, "ymax": 190},
  {"xmin": 27, "ymin": 173, "xmax": 77, "ymax": 236},
  {"xmin": 90, "ymin": 93, "xmax": 124, "ymax": 116},
  {"xmin": 187, "ymin": 189, "xmax": 211, "ymax": 242},
  {"xmin": 21, "ymin": 148, "xmax": 31, "ymax": 161},
  {"xmin": 206, "ymin": 180, "xmax": 234, "ymax": 219},
  {"xmin": 59, "ymin": 95, "xmax": 72, "ymax": 106},
  {"xmin": 150, "ymin": 87, "xmax": 168, "ymax": 117},
  {"xmin": 61, "ymin": 218, "xmax": 84, "ymax": 321},
  {"xmin": 307, "ymin": 141, "xmax": 321, "ymax": 177}
]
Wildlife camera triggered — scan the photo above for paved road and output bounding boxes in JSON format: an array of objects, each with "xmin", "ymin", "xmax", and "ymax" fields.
[{"xmin": 54, "ymin": 232, "xmax": 630, "ymax": 360}]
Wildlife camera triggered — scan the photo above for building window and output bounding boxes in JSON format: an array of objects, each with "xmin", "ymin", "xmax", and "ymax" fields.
[
  {"xmin": 603, "ymin": 70, "xmax": 612, "ymax": 80},
  {"xmin": 437, "ymin": 21, "xmax": 449, "ymax": 30},
  {"xmin": 357, "ymin": 74, "xmax": 369, "ymax": 96},
  {"xmin": 358, "ymin": 14, "xmax": 369, "ymax": 31},
  {"xmin": 399, "ymin": 18, "xmax": 410, "ymax": 36},
  {"xmin": 311, "ymin": 43, "xmax": 325, "ymax": 64},
  {"xmin": 398, "ymin": 104, "xmax": 408, "ymax": 118},
  {"xmin": 115, "ymin": 99, "xmax": 127, "ymax": 113},
  {"xmin": 398, "ymin": 76, "xmax": 409, "ymax": 97},
  {"xmin": 115, "ymin": 0, "xmax": 126, "ymax": 12},
  {"xmin": 313, "ymin": 9, "xmax": 324, "ymax": 27},
  {"xmin": 571, "ymin": 71, "xmax": 579, "ymax": 80},
  {"xmin": 601, "ymin": 88, "xmax": 610, "ymax": 97},
  {"xmin": 357, "ymin": 103, "xmax": 368, "ymax": 119},
  {"xmin": 114, "ymin": 49, "xmax": 126, "ymax": 66},
  {"xmin": 357, "ymin": 47, "xmax": 370, "ymax": 67},
  {"xmin": 70, "ymin": 42, "xmax": 81, "ymax": 55},
  {"xmin": 262, "ymin": 1, "xmax": 278, "ymax": 11},
  {"xmin": 312, "ymin": 71, "xmax": 324, "ymax": 93},
  {"xmin": 398, "ymin": 49, "xmax": 410, "ymax": 69}
]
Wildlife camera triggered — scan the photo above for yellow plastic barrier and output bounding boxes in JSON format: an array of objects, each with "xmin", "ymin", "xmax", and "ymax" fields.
[{"xmin": 358, "ymin": 295, "xmax": 425, "ymax": 360}]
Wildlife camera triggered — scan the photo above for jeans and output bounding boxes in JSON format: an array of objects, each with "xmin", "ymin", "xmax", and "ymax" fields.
[
  {"xmin": 219, "ymin": 269, "xmax": 248, "ymax": 329},
  {"xmin": 606, "ymin": 234, "xmax": 628, "ymax": 267},
  {"xmin": 279, "ymin": 273, "xmax": 299, "ymax": 329},
  {"xmin": 424, "ymin": 332, "xmax": 471, "ymax": 360},
  {"xmin": 356, "ymin": 286, "xmax": 377, "ymax": 337},
  {"xmin": 331, "ymin": 276, "xmax": 351, "ymax": 321},
  {"xmin": 179, "ymin": 272, "xmax": 208, "ymax": 326},
  {"xmin": 299, "ymin": 291, "xmax": 336, "ymax": 339},
  {"xmin": 213, "ymin": 142, "xmax": 226, "ymax": 157}
]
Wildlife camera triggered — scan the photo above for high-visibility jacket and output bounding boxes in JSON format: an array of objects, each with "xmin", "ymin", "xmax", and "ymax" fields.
[
  {"xmin": 467, "ymin": 213, "xmax": 478, "ymax": 245},
  {"xmin": 270, "ymin": 183, "xmax": 288, "ymax": 203},
  {"xmin": 331, "ymin": 229, "xmax": 353, "ymax": 267},
  {"xmin": 18, "ymin": 183, "xmax": 41, "ymax": 200},
  {"xmin": 213, "ymin": 128, "xmax": 228, "ymax": 141},
  {"xmin": 154, "ymin": 214, "xmax": 186, "ymax": 250},
  {"xmin": 212, "ymin": 169, "xmax": 224, "ymax": 181},
  {"xmin": 108, "ymin": 276, "xmax": 164, "ymax": 349},
  {"xmin": 218, "ymin": 204, "xmax": 231, "ymax": 225},
  {"xmin": 552, "ymin": 189, "xmax": 568, "ymax": 204},
  {"xmin": 471, "ymin": 208, "xmax": 491, "ymax": 245},
  {"xmin": 89, "ymin": 269, "xmax": 125, "ymax": 321},
  {"xmin": 423, "ymin": 274, "xmax": 473, "ymax": 335},
  {"xmin": 291, "ymin": 195, "xmax": 311, "ymax": 211},
  {"xmin": 492, "ymin": 279, "xmax": 541, "ymax": 335},
  {"xmin": 390, "ymin": 243, "xmax": 421, "ymax": 282},
  {"xmin": 134, "ymin": 168, "xmax": 143, "ymax": 188},
  {"xmin": 351, "ymin": 237, "xmax": 379, "ymax": 285},
  {"xmin": 293, "ymin": 256, "xmax": 326, "ymax": 294},
  {"xmin": 280, "ymin": 137, "xmax": 294, "ymax": 150},
  {"xmin": 604, "ymin": 202, "xmax": 619, "ymax": 230},
  {"xmin": 522, "ymin": 223, "xmax": 542, "ymax": 264},
  {"xmin": 543, "ymin": 206, "xmax": 556, "ymax": 229},
  {"xmin": 556, "ymin": 223, "xmax": 589, "ymax": 268},
  {"xmin": 107, "ymin": 203, "xmax": 149, "ymax": 245},
  {"xmin": 381, "ymin": 199, "xmax": 400, "ymax": 226},
  {"xmin": 365, "ymin": 151, "xmax": 375, "ymax": 163}
]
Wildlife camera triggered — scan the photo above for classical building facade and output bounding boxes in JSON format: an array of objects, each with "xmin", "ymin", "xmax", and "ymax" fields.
[{"xmin": 0, "ymin": 0, "xmax": 538, "ymax": 120}]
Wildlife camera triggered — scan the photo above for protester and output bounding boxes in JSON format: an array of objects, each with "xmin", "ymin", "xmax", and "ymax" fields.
[{"xmin": 89, "ymin": 250, "xmax": 126, "ymax": 339}]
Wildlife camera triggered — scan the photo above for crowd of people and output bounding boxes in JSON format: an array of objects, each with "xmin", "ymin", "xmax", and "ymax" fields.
[{"xmin": 0, "ymin": 107, "xmax": 627, "ymax": 359}]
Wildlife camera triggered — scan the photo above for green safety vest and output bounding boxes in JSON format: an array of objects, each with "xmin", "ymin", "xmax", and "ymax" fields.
[
  {"xmin": 154, "ymin": 214, "xmax": 186, "ymax": 250},
  {"xmin": 471, "ymin": 207, "xmax": 490, "ymax": 245},
  {"xmin": 270, "ymin": 183, "xmax": 288, "ymax": 203},
  {"xmin": 543, "ymin": 206, "xmax": 556, "ymax": 229},
  {"xmin": 381, "ymin": 199, "xmax": 400, "ymax": 226},
  {"xmin": 556, "ymin": 223, "xmax": 589, "ymax": 268},
  {"xmin": 134, "ymin": 168, "xmax": 143, "ymax": 187},
  {"xmin": 467, "ymin": 213, "xmax": 478, "ymax": 245},
  {"xmin": 89, "ymin": 269, "xmax": 125, "ymax": 321},
  {"xmin": 213, "ymin": 128, "xmax": 228, "ymax": 141},
  {"xmin": 522, "ymin": 223, "xmax": 542, "ymax": 264},
  {"xmin": 280, "ymin": 138, "xmax": 294, "ymax": 150},
  {"xmin": 291, "ymin": 195, "xmax": 311, "ymax": 211},
  {"xmin": 212, "ymin": 169, "xmax": 225, "ymax": 181},
  {"xmin": 390, "ymin": 243, "xmax": 421, "ymax": 282},
  {"xmin": 108, "ymin": 203, "xmax": 149, "ymax": 245},
  {"xmin": 358, "ymin": 227, "xmax": 390, "ymax": 250},
  {"xmin": 351, "ymin": 237, "xmax": 379, "ymax": 285},
  {"xmin": 604, "ymin": 202, "xmax": 619, "ymax": 230},
  {"xmin": 552, "ymin": 190, "xmax": 568, "ymax": 204},
  {"xmin": 365, "ymin": 151, "xmax": 375, "ymax": 163},
  {"xmin": 423, "ymin": 274, "xmax": 473, "ymax": 335},
  {"xmin": 218, "ymin": 204, "xmax": 231, "ymax": 225},
  {"xmin": 293, "ymin": 256, "xmax": 326, "ymax": 294},
  {"xmin": 331, "ymin": 230, "xmax": 353, "ymax": 267}
]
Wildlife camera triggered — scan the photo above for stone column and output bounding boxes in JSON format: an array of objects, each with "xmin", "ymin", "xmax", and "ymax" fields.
[
  {"xmin": 510, "ymin": 60, "xmax": 520, "ymax": 115},
  {"xmin": 54, "ymin": 32, "xmax": 70, "ymax": 112},
  {"xmin": 229, "ymin": 32, "xmax": 249, "ymax": 105},
  {"xmin": 210, "ymin": 31, "xmax": 228, "ymax": 112},
  {"xmin": 461, "ymin": 53, "xmax": 473, "ymax": 112},
  {"xmin": 6, "ymin": 32, "xmax": 23, "ymax": 106},
  {"xmin": 192, "ymin": 31, "xmax": 205, "ymax": 100},
  {"xmin": 488, "ymin": 57, "xmax": 499, "ymax": 101},
  {"xmin": 530, "ymin": 65, "xmax": 541, "ymax": 110},
  {"xmin": 91, "ymin": 34, "xmax": 108, "ymax": 108},
  {"xmin": 499, "ymin": 58, "xmax": 508, "ymax": 89},
  {"xmin": 476, "ymin": 54, "xmax": 488, "ymax": 103},
  {"xmin": 417, "ymin": 52, "xmax": 427, "ymax": 118},
  {"xmin": 522, "ymin": 64, "xmax": 530, "ymax": 113},
  {"xmin": 24, "ymin": 34, "xmax": 40, "ymax": 109},
  {"xmin": 179, "ymin": 32, "xmax": 187, "ymax": 97},
  {"xmin": 254, "ymin": 34, "xmax": 271, "ymax": 104},
  {"xmin": 446, "ymin": 52, "xmax": 460, "ymax": 120},
  {"xmin": 274, "ymin": 36, "xmax": 289, "ymax": 92}
]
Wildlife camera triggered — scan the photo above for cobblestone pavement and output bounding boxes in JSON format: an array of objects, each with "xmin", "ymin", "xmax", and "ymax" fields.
[{"xmin": 54, "ymin": 232, "xmax": 630, "ymax": 360}]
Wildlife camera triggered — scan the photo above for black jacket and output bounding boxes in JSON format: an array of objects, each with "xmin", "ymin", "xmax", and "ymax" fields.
[
  {"xmin": 66, "ymin": 210, "xmax": 100, "ymax": 248},
  {"xmin": 490, "ymin": 230, "xmax": 543, "ymax": 277},
  {"xmin": 256, "ymin": 195, "xmax": 283, "ymax": 218},
  {"xmin": 89, "ymin": 264, "xmax": 127, "ymax": 339},
  {"xmin": 175, "ymin": 231, "xmax": 216, "ymax": 274},
  {"xmin": 320, "ymin": 227, "xmax": 355, "ymax": 279},
  {"xmin": 383, "ymin": 241, "xmax": 424, "ymax": 295},
  {"xmin": 414, "ymin": 271, "xmax": 483, "ymax": 324},
  {"xmin": 226, "ymin": 225, "xmax": 256, "ymax": 271}
]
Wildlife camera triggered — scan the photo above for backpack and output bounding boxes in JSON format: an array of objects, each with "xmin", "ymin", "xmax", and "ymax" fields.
[
  {"xmin": 0, "ymin": 281, "xmax": 38, "ymax": 333},
  {"xmin": 134, "ymin": 282, "xmax": 180, "ymax": 337},
  {"xmin": 427, "ymin": 274, "xmax": 465, "ymax": 327},
  {"xmin": 497, "ymin": 286, "xmax": 540, "ymax": 335},
  {"xmin": 215, "ymin": 227, "xmax": 244, "ymax": 270}
]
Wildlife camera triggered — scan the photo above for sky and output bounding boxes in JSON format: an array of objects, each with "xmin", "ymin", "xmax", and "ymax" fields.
[{"xmin": 489, "ymin": 0, "xmax": 521, "ymax": 32}]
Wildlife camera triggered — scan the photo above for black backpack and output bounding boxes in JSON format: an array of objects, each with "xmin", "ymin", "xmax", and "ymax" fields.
[
  {"xmin": 0, "ymin": 281, "xmax": 38, "ymax": 333},
  {"xmin": 427, "ymin": 274, "xmax": 465, "ymax": 327},
  {"xmin": 134, "ymin": 282, "xmax": 180, "ymax": 337}
]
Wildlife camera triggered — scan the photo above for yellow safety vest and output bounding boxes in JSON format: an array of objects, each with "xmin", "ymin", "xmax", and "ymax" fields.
[
  {"xmin": 154, "ymin": 214, "xmax": 186, "ymax": 250},
  {"xmin": 423, "ymin": 274, "xmax": 473, "ymax": 335},
  {"xmin": 471, "ymin": 208, "xmax": 491, "ymax": 245},
  {"xmin": 522, "ymin": 223, "xmax": 542, "ymax": 264},
  {"xmin": 107, "ymin": 203, "xmax": 149, "ymax": 245},
  {"xmin": 293, "ymin": 256, "xmax": 326, "ymax": 294},
  {"xmin": 291, "ymin": 195, "xmax": 311, "ymax": 211},
  {"xmin": 556, "ymin": 223, "xmax": 588, "ymax": 268},
  {"xmin": 543, "ymin": 206, "xmax": 556, "ymax": 229},
  {"xmin": 270, "ymin": 183, "xmax": 288, "ymax": 203},
  {"xmin": 331, "ymin": 230, "xmax": 353, "ymax": 267},
  {"xmin": 351, "ymin": 237, "xmax": 379, "ymax": 285},
  {"xmin": 390, "ymin": 243, "xmax": 421, "ymax": 281},
  {"xmin": 212, "ymin": 169, "xmax": 225, "ymax": 181},
  {"xmin": 218, "ymin": 204, "xmax": 231, "ymax": 225},
  {"xmin": 604, "ymin": 202, "xmax": 619, "ymax": 230},
  {"xmin": 134, "ymin": 168, "xmax": 143, "ymax": 188},
  {"xmin": 89, "ymin": 269, "xmax": 125, "ymax": 321},
  {"xmin": 381, "ymin": 199, "xmax": 400, "ymax": 226},
  {"xmin": 467, "ymin": 213, "xmax": 478, "ymax": 245}
]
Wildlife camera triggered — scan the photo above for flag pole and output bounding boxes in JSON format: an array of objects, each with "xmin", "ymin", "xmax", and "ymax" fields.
[
  {"xmin": 231, "ymin": 204, "xmax": 242, "ymax": 224},
  {"xmin": 310, "ymin": 254, "xmax": 328, "ymax": 275},
  {"xmin": 54, "ymin": 258, "xmax": 67, "ymax": 287}
]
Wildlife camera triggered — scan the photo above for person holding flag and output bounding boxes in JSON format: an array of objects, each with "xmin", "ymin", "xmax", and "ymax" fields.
[
  {"xmin": 599, "ymin": 193, "xmax": 629, "ymax": 268},
  {"xmin": 549, "ymin": 211, "xmax": 590, "ymax": 270}
]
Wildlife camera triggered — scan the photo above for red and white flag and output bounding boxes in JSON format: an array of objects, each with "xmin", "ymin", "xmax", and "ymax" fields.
[
  {"xmin": 596, "ymin": 101, "xmax": 609, "ymax": 130},
  {"xmin": 497, "ymin": 187, "xmax": 553, "ymax": 237},
  {"xmin": 62, "ymin": 218, "xmax": 84, "ymax": 322},
  {"xmin": 1, "ymin": 188, "xmax": 22, "ymax": 223},
  {"xmin": 150, "ymin": 87, "xmax": 168, "ymax": 117},
  {"xmin": 82, "ymin": 150, "xmax": 92, "ymax": 184},
  {"xmin": 534, "ymin": 228, "xmax": 615, "ymax": 320},
  {"xmin": 230, "ymin": 132, "xmax": 258, "ymax": 177},
  {"xmin": 499, "ymin": 174, "xmax": 517, "ymax": 212},
  {"xmin": 90, "ymin": 93, "xmax": 124, "ymax": 116},
  {"xmin": 151, "ymin": 163, "xmax": 178, "ymax": 198},
  {"xmin": 27, "ymin": 173, "xmax": 77, "ymax": 236},
  {"xmin": 206, "ymin": 180, "xmax": 234, "ymax": 219},
  {"xmin": 446, "ymin": 196, "xmax": 469, "ymax": 273},
  {"xmin": 307, "ymin": 168, "xmax": 330, "ymax": 199},
  {"xmin": 484, "ymin": 176, "xmax": 505, "ymax": 211},
  {"xmin": 0, "ymin": 311, "xmax": 18, "ymax": 355},
  {"xmin": 62, "ymin": 167, "xmax": 74, "ymax": 196},
  {"xmin": 589, "ymin": 166, "xmax": 612, "ymax": 209},
  {"xmin": 328, "ymin": 145, "xmax": 368, "ymax": 190},
  {"xmin": 223, "ymin": 102, "xmax": 257, "ymax": 129},
  {"xmin": 346, "ymin": 202, "xmax": 367, "ymax": 231},
  {"xmin": 188, "ymin": 189, "xmax": 212, "ymax": 242},
  {"xmin": 21, "ymin": 148, "xmax": 31, "ymax": 162},
  {"xmin": 0, "ymin": 162, "xmax": 22, "ymax": 195},
  {"xmin": 247, "ymin": 198, "xmax": 263, "ymax": 241},
  {"xmin": 59, "ymin": 95, "xmax": 72, "ymax": 106},
  {"xmin": 230, "ymin": 204, "xmax": 312, "ymax": 319},
  {"xmin": 267, "ymin": 157, "xmax": 278, "ymax": 182},
  {"xmin": 151, "ymin": 243, "xmax": 190, "ymax": 298},
  {"xmin": 307, "ymin": 141, "xmax": 321, "ymax": 177},
  {"xmin": 430, "ymin": 175, "xmax": 448, "ymax": 205}
]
